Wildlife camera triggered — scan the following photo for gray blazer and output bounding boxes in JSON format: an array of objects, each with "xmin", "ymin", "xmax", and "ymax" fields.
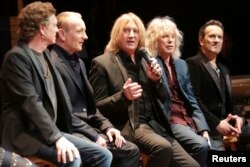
[{"xmin": 0, "ymin": 43, "xmax": 72, "ymax": 155}]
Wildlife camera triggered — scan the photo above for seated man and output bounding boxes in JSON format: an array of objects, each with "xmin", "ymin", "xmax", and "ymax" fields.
[
  {"xmin": 186, "ymin": 19, "xmax": 247, "ymax": 151},
  {"xmin": 51, "ymin": 11, "xmax": 140, "ymax": 167},
  {"xmin": 145, "ymin": 16, "xmax": 210, "ymax": 167}
]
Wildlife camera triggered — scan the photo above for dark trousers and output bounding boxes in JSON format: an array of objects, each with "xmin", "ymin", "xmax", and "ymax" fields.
[
  {"xmin": 108, "ymin": 140, "xmax": 140, "ymax": 167},
  {"xmin": 134, "ymin": 123, "xmax": 200, "ymax": 167}
]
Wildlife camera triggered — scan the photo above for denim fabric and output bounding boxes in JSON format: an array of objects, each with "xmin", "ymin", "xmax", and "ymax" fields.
[
  {"xmin": 170, "ymin": 124, "xmax": 209, "ymax": 167},
  {"xmin": 35, "ymin": 133, "xmax": 112, "ymax": 167}
]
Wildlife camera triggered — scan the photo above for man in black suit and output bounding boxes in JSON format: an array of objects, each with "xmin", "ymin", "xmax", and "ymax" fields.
[
  {"xmin": 186, "ymin": 19, "xmax": 245, "ymax": 151},
  {"xmin": 0, "ymin": 2, "xmax": 112, "ymax": 167},
  {"xmin": 51, "ymin": 11, "xmax": 140, "ymax": 167}
]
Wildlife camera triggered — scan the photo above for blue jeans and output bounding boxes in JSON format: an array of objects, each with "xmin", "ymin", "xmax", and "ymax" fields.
[
  {"xmin": 171, "ymin": 124, "xmax": 209, "ymax": 167},
  {"xmin": 35, "ymin": 133, "xmax": 112, "ymax": 167}
]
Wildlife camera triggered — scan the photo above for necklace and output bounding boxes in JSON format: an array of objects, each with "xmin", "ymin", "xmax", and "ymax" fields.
[
  {"xmin": 210, "ymin": 63, "xmax": 220, "ymax": 76},
  {"xmin": 44, "ymin": 60, "xmax": 49, "ymax": 79}
]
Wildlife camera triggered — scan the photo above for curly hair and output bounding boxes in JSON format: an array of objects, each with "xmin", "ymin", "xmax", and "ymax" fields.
[
  {"xmin": 146, "ymin": 16, "xmax": 183, "ymax": 59},
  {"xmin": 18, "ymin": 1, "xmax": 56, "ymax": 43}
]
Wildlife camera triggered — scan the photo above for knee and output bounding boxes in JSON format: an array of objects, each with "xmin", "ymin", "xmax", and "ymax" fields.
[
  {"xmin": 100, "ymin": 149, "xmax": 113, "ymax": 166},
  {"xmin": 194, "ymin": 139, "xmax": 210, "ymax": 153},
  {"xmin": 103, "ymin": 149, "xmax": 113, "ymax": 162},
  {"xmin": 129, "ymin": 143, "xmax": 141, "ymax": 157},
  {"xmin": 152, "ymin": 141, "xmax": 173, "ymax": 157},
  {"xmin": 71, "ymin": 156, "xmax": 82, "ymax": 167}
]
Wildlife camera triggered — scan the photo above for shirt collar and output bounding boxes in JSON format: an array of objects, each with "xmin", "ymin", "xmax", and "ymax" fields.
[{"xmin": 54, "ymin": 44, "xmax": 79, "ymax": 61}]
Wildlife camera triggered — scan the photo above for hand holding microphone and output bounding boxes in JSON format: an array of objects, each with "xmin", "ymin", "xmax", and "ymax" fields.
[
  {"xmin": 137, "ymin": 47, "xmax": 162, "ymax": 81},
  {"xmin": 137, "ymin": 47, "xmax": 152, "ymax": 65}
]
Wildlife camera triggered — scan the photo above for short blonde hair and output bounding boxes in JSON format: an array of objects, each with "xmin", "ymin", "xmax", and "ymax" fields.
[
  {"xmin": 57, "ymin": 11, "xmax": 82, "ymax": 31},
  {"xmin": 107, "ymin": 12, "xmax": 146, "ymax": 54},
  {"xmin": 146, "ymin": 16, "xmax": 183, "ymax": 59}
]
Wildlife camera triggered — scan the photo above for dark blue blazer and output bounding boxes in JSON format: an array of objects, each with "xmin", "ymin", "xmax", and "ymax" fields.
[
  {"xmin": 51, "ymin": 45, "xmax": 113, "ymax": 141},
  {"xmin": 157, "ymin": 57, "xmax": 210, "ymax": 133}
]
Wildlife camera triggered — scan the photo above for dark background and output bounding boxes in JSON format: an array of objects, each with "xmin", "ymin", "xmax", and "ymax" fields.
[{"xmin": 1, "ymin": 0, "xmax": 249, "ymax": 75}]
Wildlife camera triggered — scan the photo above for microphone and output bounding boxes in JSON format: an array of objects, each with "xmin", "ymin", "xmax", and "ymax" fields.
[{"xmin": 137, "ymin": 47, "xmax": 152, "ymax": 65}]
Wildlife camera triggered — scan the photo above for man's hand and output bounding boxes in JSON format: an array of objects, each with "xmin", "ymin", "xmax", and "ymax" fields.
[
  {"xmin": 228, "ymin": 113, "xmax": 244, "ymax": 134},
  {"xmin": 106, "ymin": 128, "xmax": 126, "ymax": 148},
  {"xmin": 145, "ymin": 58, "xmax": 162, "ymax": 81},
  {"xmin": 55, "ymin": 137, "xmax": 79, "ymax": 164},
  {"xmin": 123, "ymin": 78, "xmax": 143, "ymax": 100},
  {"xmin": 201, "ymin": 130, "xmax": 211, "ymax": 148},
  {"xmin": 96, "ymin": 136, "xmax": 107, "ymax": 148},
  {"xmin": 216, "ymin": 116, "xmax": 240, "ymax": 136}
]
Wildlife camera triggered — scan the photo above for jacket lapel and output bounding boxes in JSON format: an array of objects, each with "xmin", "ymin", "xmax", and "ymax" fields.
[
  {"xmin": 113, "ymin": 54, "xmax": 129, "ymax": 81},
  {"xmin": 79, "ymin": 60, "xmax": 94, "ymax": 97},
  {"xmin": 22, "ymin": 44, "xmax": 57, "ymax": 117},
  {"xmin": 156, "ymin": 57, "xmax": 171, "ymax": 118},
  {"xmin": 219, "ymin": 63, "xmax": 232, "ymax": 97},
  {"xmin": 22, "ymin": 44, "xmax": 45, "ymax": 83},
  {"xmin": 202, "ymin": 59, "xmax": 223, "ymax": 99},
  {"xmin": 174, "ymin": 59, "xmax": 185, "ymax": 93},
  {"xmin": 58, "ymin": 53, "xmax": 84, "ymax": 93}
]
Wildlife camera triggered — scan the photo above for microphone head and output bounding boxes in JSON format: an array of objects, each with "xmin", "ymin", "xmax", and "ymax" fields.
[
  {"xmin": 137, "ymin": 47, "xmax": 152, "ymax": 65},
  {"xmin": 137, "ymin": 47, "xmax": 147, "ymax": 56}
]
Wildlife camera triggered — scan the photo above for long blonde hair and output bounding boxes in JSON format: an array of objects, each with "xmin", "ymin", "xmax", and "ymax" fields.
[{"xmin": 107, "ymin": 12, "xmax": 146, "ymax": 54}]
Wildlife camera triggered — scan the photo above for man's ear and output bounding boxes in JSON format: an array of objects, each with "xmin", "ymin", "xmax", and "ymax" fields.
[
  {"xmin": 199, "ymin": 36, "xmax": 204, "ymax": 46},
  {"xmin": 57, "ymin": 28, "xmax": 66, "ymax": 41},
  {"xmin": 39, "ymin": 24, "xmax": 47, "ymax": 38}
]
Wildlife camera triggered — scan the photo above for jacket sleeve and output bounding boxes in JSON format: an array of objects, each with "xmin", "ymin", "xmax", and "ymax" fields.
[
  {"xmin": 89, "ymin": 109, "xmax": 114, "ymax": 130},
  {"xmin": 71, "ymin": 112, "xmax": 100, "ymax": 141},
  {"xmin": 184, "ymin": 62, "xmax": 210, "ymax": 132}
]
